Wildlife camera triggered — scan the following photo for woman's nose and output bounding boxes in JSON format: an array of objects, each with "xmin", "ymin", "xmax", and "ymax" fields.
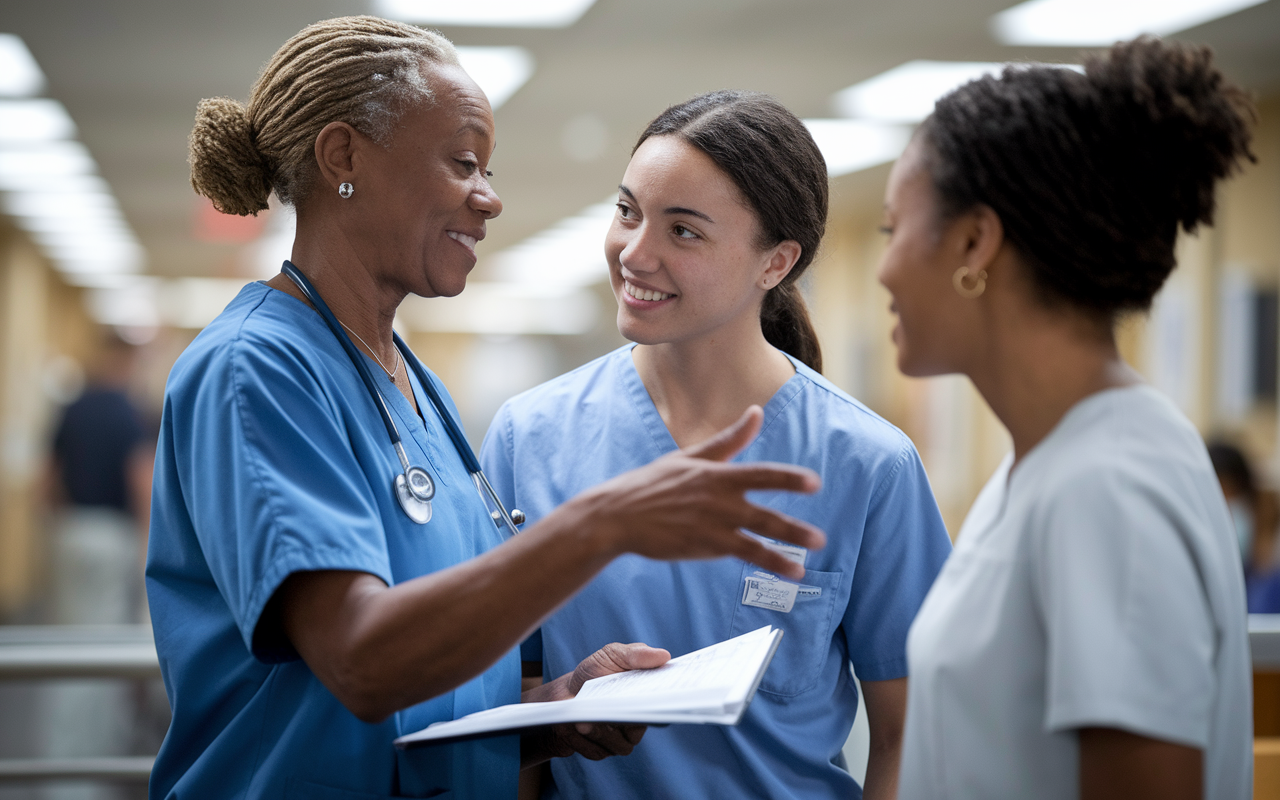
[
  {"xmin": 618, "ymin": 224, "xmax": 659, "ymax": 273},
  {"xmin": 471, "ymin": 181, "xmax": 502, "ymax": 219}
]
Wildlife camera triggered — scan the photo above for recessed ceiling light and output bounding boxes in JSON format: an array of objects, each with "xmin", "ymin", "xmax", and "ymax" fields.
[
  {"xmin": 992, "ymin": 0, "xmax": 1268, "ymax": 45},
  {"xmin": 0, "ymin": 99, "xmax": 76, "ymax": 143},
  {"xmin": 455, "ymin": 47, "xmax": 534, "ymax": 110},
  {"xmin": 833, "ymin": 62, "xmax": 1008, "ymax": 123},
  {"xmin": 832, "ymin": 60, "xmax": 1083, "ymax": 124},
  {"xmin": 373, "ymin": 0, "xmax": 598, "ymax": 28},
  {"xmin": 0, "ymin": 141, "xmax": 96, "ymax": 180},
  {"xmin": 803, "ymin": 120, "xmax": 914, "ymax": 177},
  {"xmin": 0, "ymin": 34, "xmax": 45, "ymax": 96}
]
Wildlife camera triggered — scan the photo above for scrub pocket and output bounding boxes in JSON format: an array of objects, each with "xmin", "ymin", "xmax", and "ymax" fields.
[{"xmin": 729, "ymin": 567, "xmax": 843, "ymax": 697}]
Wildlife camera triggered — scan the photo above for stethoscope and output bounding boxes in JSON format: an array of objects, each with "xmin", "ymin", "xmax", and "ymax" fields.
[{"xmin": 281, "ymin": 261, "xmax": 525, "ymax": 537}]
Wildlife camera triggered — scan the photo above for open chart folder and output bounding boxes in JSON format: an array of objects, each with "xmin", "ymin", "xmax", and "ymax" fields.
[{"xmin": 394, "ymin": 625, "xmax": 783, "ymax": 748}]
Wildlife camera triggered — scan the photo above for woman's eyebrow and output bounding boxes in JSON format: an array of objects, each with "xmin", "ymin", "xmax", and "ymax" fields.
[{"xmin": 617, "ymin": 185, "xmax": 715, "ymax": 224}]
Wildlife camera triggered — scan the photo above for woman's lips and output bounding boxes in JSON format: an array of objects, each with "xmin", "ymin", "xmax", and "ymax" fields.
[
  {"xmin": 622, "ymin": 279, "xmax": 675, "ymax": 304},
  {"xmin": 446, "ymin": 230, "xmax": 478, "ymax": 258}
]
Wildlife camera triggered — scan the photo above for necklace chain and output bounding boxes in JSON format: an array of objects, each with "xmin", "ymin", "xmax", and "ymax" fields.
[{"xmin": 339, "ymin": 320, "xmax": 401, "ymax": 381}]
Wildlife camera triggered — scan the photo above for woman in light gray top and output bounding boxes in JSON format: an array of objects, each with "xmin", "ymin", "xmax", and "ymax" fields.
[{"xmin": 877, "ymin": 37, "xmax": 1255, "ymax": 800}]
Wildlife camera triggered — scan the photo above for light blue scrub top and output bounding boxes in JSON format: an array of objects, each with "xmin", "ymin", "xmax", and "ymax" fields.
[
  {"xmin": 480, "ymin": 346, "xmax": 952, "ymax": 800},
  {"xmin": 146, "ymin": 281, "xmax": 520, "ymax": 800}
]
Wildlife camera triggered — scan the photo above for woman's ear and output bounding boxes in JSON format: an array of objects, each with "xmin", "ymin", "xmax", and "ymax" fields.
[
  {"xmin": 959, "ymin": 204, "xmax": 1004, "ymax": 276},
  {"xmin": 760, "ymin": 240, "xmax": 803, "ymax": 289},
  {"xmin": 313, "ymin": 121, "xmax": 361, "ymax": 193}
]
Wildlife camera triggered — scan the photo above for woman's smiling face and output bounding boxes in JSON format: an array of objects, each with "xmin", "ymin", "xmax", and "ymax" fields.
[
  {"xmin": 606, "ymin": 135, "xmax": 787, "ymax": 347},
  {"xmin": 350, "ymin": 61, "xmax": 502, "ymax": 299}
]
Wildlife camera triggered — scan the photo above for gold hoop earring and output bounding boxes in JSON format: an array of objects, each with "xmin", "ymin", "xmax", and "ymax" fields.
[{"xmin": 952, "ymin": 266, "xmax": 987, "ymax": 299}]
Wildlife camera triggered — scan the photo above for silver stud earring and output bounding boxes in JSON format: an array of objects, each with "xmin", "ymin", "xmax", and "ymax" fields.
[{"xmin": 338, "ymin": 182, "xmax": 354, "ymax": 199}]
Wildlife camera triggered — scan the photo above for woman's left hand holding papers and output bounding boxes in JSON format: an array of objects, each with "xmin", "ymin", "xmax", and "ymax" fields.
[{"xmin": 519, "ymin": 642, "xmax": 671, "ymax": 768}]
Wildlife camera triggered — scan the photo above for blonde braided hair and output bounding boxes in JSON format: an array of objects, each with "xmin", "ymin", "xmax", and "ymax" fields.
[{"xmin": 189, "ymin": 15, "xmax": 458, "ymax": 216}]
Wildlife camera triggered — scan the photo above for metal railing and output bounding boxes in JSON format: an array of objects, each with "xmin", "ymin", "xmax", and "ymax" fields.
[
  {"xmin": 0, "ymin": 624, "xmax": 159, "ymax": 784},
  {"xmin": 2, "ymin": 614, "xmax": 1280, "ymax": 785}
]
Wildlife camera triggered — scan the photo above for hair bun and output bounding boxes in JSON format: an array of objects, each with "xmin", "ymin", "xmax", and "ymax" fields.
[
  {"xmin": 188, "ymin": 97, "xmax": 272, "ymax": 216},
  {"xmin": 1085, "ymin": 36, "xmax": 1255, "ymax": 232}
]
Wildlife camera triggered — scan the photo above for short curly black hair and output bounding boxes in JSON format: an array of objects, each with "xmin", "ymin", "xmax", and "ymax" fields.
[{"xmin": 920, "ymin": 36, "xmax": 1255, "ymax": 317}]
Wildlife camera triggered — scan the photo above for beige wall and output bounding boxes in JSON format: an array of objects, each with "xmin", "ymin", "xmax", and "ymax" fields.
[{"xmin": 0, "ymin": 224, "xmax": 98, "ymax": 616}]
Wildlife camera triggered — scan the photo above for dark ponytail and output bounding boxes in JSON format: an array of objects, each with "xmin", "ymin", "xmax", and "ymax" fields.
[{"xmin": 635, "ymin": 91, "xmax": 829, "ymax": 372}]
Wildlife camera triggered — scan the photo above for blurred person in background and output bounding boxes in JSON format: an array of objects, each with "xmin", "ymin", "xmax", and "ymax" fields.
[
  {"xmin": 150, "ymin": 16, "xmax": 825, "ymax": 800},
  {"xmin": 482, "ymin": 91, "xmax": 952, "ymax": 800},
  {"xmin": 879, "ymin": 38, "xmax": 1255, "ymax": 799},
  {"xmin": 47, "ymin": 329, "xmax": 153, "ymax": 625},
  {"xmin": 1208, "ymin": 440, "xmax": 1280, "ymax": 612},
  {"xmin": 40, "ymin": 330, "xmax": 156, "ymax": 800}
]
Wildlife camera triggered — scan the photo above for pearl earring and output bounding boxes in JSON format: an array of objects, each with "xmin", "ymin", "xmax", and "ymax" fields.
[{"xmin": 338, "ymin": 182, "xmax": 354, "ymax": 199}]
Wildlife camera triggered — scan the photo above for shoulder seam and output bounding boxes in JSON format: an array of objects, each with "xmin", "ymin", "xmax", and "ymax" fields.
[{"xmin": 868, "ymin": 435, "xmax": 913, "ymax": 507}]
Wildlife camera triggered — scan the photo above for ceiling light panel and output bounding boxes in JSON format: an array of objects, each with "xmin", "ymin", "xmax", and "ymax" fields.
[
  {"xmin": 0, "ymin": 141, "xmax": 96, "ymax": 179},
  {"xmin": 833, "ymin": 61, "xmax": 1007, "ymax": 123},
  {"xmin": 0, "ymin": 34, "xmax": 44, "ymax": 96},
  {"xmin": 0, "ymin": 99, "xmax": 76, "ymax": 143},
  {"xmin": 992, "ymin": 0, "xmax": 1268, "ymax": 45},
  {"xmin": 455, "ymin": 47, "xmax": 534, "ymax": 110},
  {"xmin": 374, "ymin": 0, "xmax": 598, "ymax": 27},
  {"xmin": 803, "ymin": 120, "xmax": 913, "ymax": 177}
]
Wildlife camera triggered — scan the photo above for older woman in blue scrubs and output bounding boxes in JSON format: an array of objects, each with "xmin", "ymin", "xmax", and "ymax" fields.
[
  {"xmin": 481, "ymin": 92, "xmax": 953, "ymax": 799},
  {"xmin": 147, "ymin": 18, "xmax": 826, "ymax": 800}
]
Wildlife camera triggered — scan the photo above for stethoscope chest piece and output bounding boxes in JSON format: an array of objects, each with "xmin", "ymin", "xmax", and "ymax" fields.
[{"xmin": 395, "ymin": 466, "xmax": 435, "ymax": 524}]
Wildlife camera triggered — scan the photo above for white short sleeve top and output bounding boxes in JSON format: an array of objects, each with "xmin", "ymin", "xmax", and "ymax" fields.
[{"xmin": 899, "ymin": 384, "xmax": 1251, "ymax": 800}]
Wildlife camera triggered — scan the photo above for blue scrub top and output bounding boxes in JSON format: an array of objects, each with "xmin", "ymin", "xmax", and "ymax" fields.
[
  {"xmin": 146, "ymin": 281, "xmax": 520, "ymax": 800},
  {"xmin": 480, "ymin": 346, "xmax": 952, "ymax": 800}
]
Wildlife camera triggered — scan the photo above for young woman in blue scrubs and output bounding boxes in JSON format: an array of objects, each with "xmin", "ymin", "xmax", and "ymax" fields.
[
  {"xmin": 148, "ymin": 19, "xmax": 826, "ymax": 800},
  {"xmin": 481, "ymin": 92, "xmax": 953, "ymax": 799}
]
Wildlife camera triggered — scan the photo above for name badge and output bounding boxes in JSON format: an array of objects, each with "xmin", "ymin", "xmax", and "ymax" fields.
[
  {"xmin": 742, "ymin": 572, "xmax": 798, "ymax": 613},
  {"xmin": 746, "ymin": 531, "xmax": 808, "ymax": 568}
]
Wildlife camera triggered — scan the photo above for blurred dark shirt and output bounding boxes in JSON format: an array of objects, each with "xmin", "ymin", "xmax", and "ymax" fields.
[{"xmin": 53, "ymin": 387, "xmax": 145, "ymax": 512}]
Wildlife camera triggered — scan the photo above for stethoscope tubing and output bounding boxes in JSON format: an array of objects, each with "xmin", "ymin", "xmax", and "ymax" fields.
[{"xmin": 280, "ymin": 261, "xmax": 520, "ymax": 537}]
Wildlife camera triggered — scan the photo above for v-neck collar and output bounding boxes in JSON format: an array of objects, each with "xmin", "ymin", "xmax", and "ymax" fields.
[{"xmin": 617, "ymin": 344, "xmax": 807, "ymax": 461}]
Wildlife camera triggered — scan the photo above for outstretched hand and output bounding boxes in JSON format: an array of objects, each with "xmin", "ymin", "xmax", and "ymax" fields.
[
  {"xmin": 521, "ymin": 642, "xmax": 671, "ymax": 768},
  {"xmin": 577, "ymin": 405, "xmax": 825, "ymax": 580}
]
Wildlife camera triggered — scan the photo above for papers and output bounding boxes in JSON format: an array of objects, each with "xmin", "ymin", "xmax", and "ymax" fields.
[{"xmin": 394, "ymin": 625, "xmax": 783, "ymax": 748}]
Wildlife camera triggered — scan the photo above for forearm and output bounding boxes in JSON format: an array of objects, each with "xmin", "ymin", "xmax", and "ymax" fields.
[
  {"xmin": 862, "ymin": 739, "xmax": 902, "ymax": 800},
  {"xmin": 860, "ymin": 677, "xmax": 907, "ymax": 800},
  {"xmin": 286, "ymin": 497, "xmax": 618, "ymax": 721}
]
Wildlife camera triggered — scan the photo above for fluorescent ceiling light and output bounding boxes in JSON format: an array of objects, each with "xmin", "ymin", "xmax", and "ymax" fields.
[
  {"xmin": 0, "ymin": 172, "xmax": 107, "ymax": 193},
  {"xmin": 456, "ymin": 47, "xmax": 534, "ymax": 110},
  {"xmin": 486, "ymin": 200, "xmax": 615, "ymax": 287},
  {"xmin": 832, "ymin": 60, "xmax": 1083, "ymax": 123},
  {"xmin": 0, "ymin": 99, "xmax": 76, "ymax": 143},
  {"xmin": 833, "ymin": 62, "xmax": 1007, "ymax": 123},
  {"xmin": 803, "ymin": 120, "xmax": 914, "ymax": 177},
  {"xmin": 3, "ymin": 189, "xmax": 121, "ymax": 220},
  {"xmin": 993, "ymin": 0, "xmax": 1268, "ymax": 45},
  {"xmin": 399, "ymin": 283, "xmax": 600, "ymax": 335},
  {"xmin": 0, "ymin": 141, "xmax": 96, "ymax": 179},
  {"xmin": 0, "ymin": 35, "xmax": 44, "ymax": 96},
  {"xmin": 374, "ymin": 0, "xmax": 598, "ymax": 27}
]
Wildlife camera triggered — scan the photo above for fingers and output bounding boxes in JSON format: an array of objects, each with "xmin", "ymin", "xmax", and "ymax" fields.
[
  {"xmin": 735, "ymin": 538, "xmax": 808, "ymax": 581},
  {"xmin": 614, "ymin": 643, "xmax": 670, "ymax": 671},
  {"xmin": 555, "ymin": 722, "xmax": 648, "ymax": 761},
  {"xmin": 569, "ymin": 642, "xmax": 670, "ymax": 694},
  {"xmin": 714, "ymin": 462, "xmax": 821, "ymax": 494},
  {"xmin": 734, "ymin": 506, "xmax": 826, "ymax": 552},
  {"xmin": 684, "ymin": 406, "xmax": 763, "ymax": 462}
]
